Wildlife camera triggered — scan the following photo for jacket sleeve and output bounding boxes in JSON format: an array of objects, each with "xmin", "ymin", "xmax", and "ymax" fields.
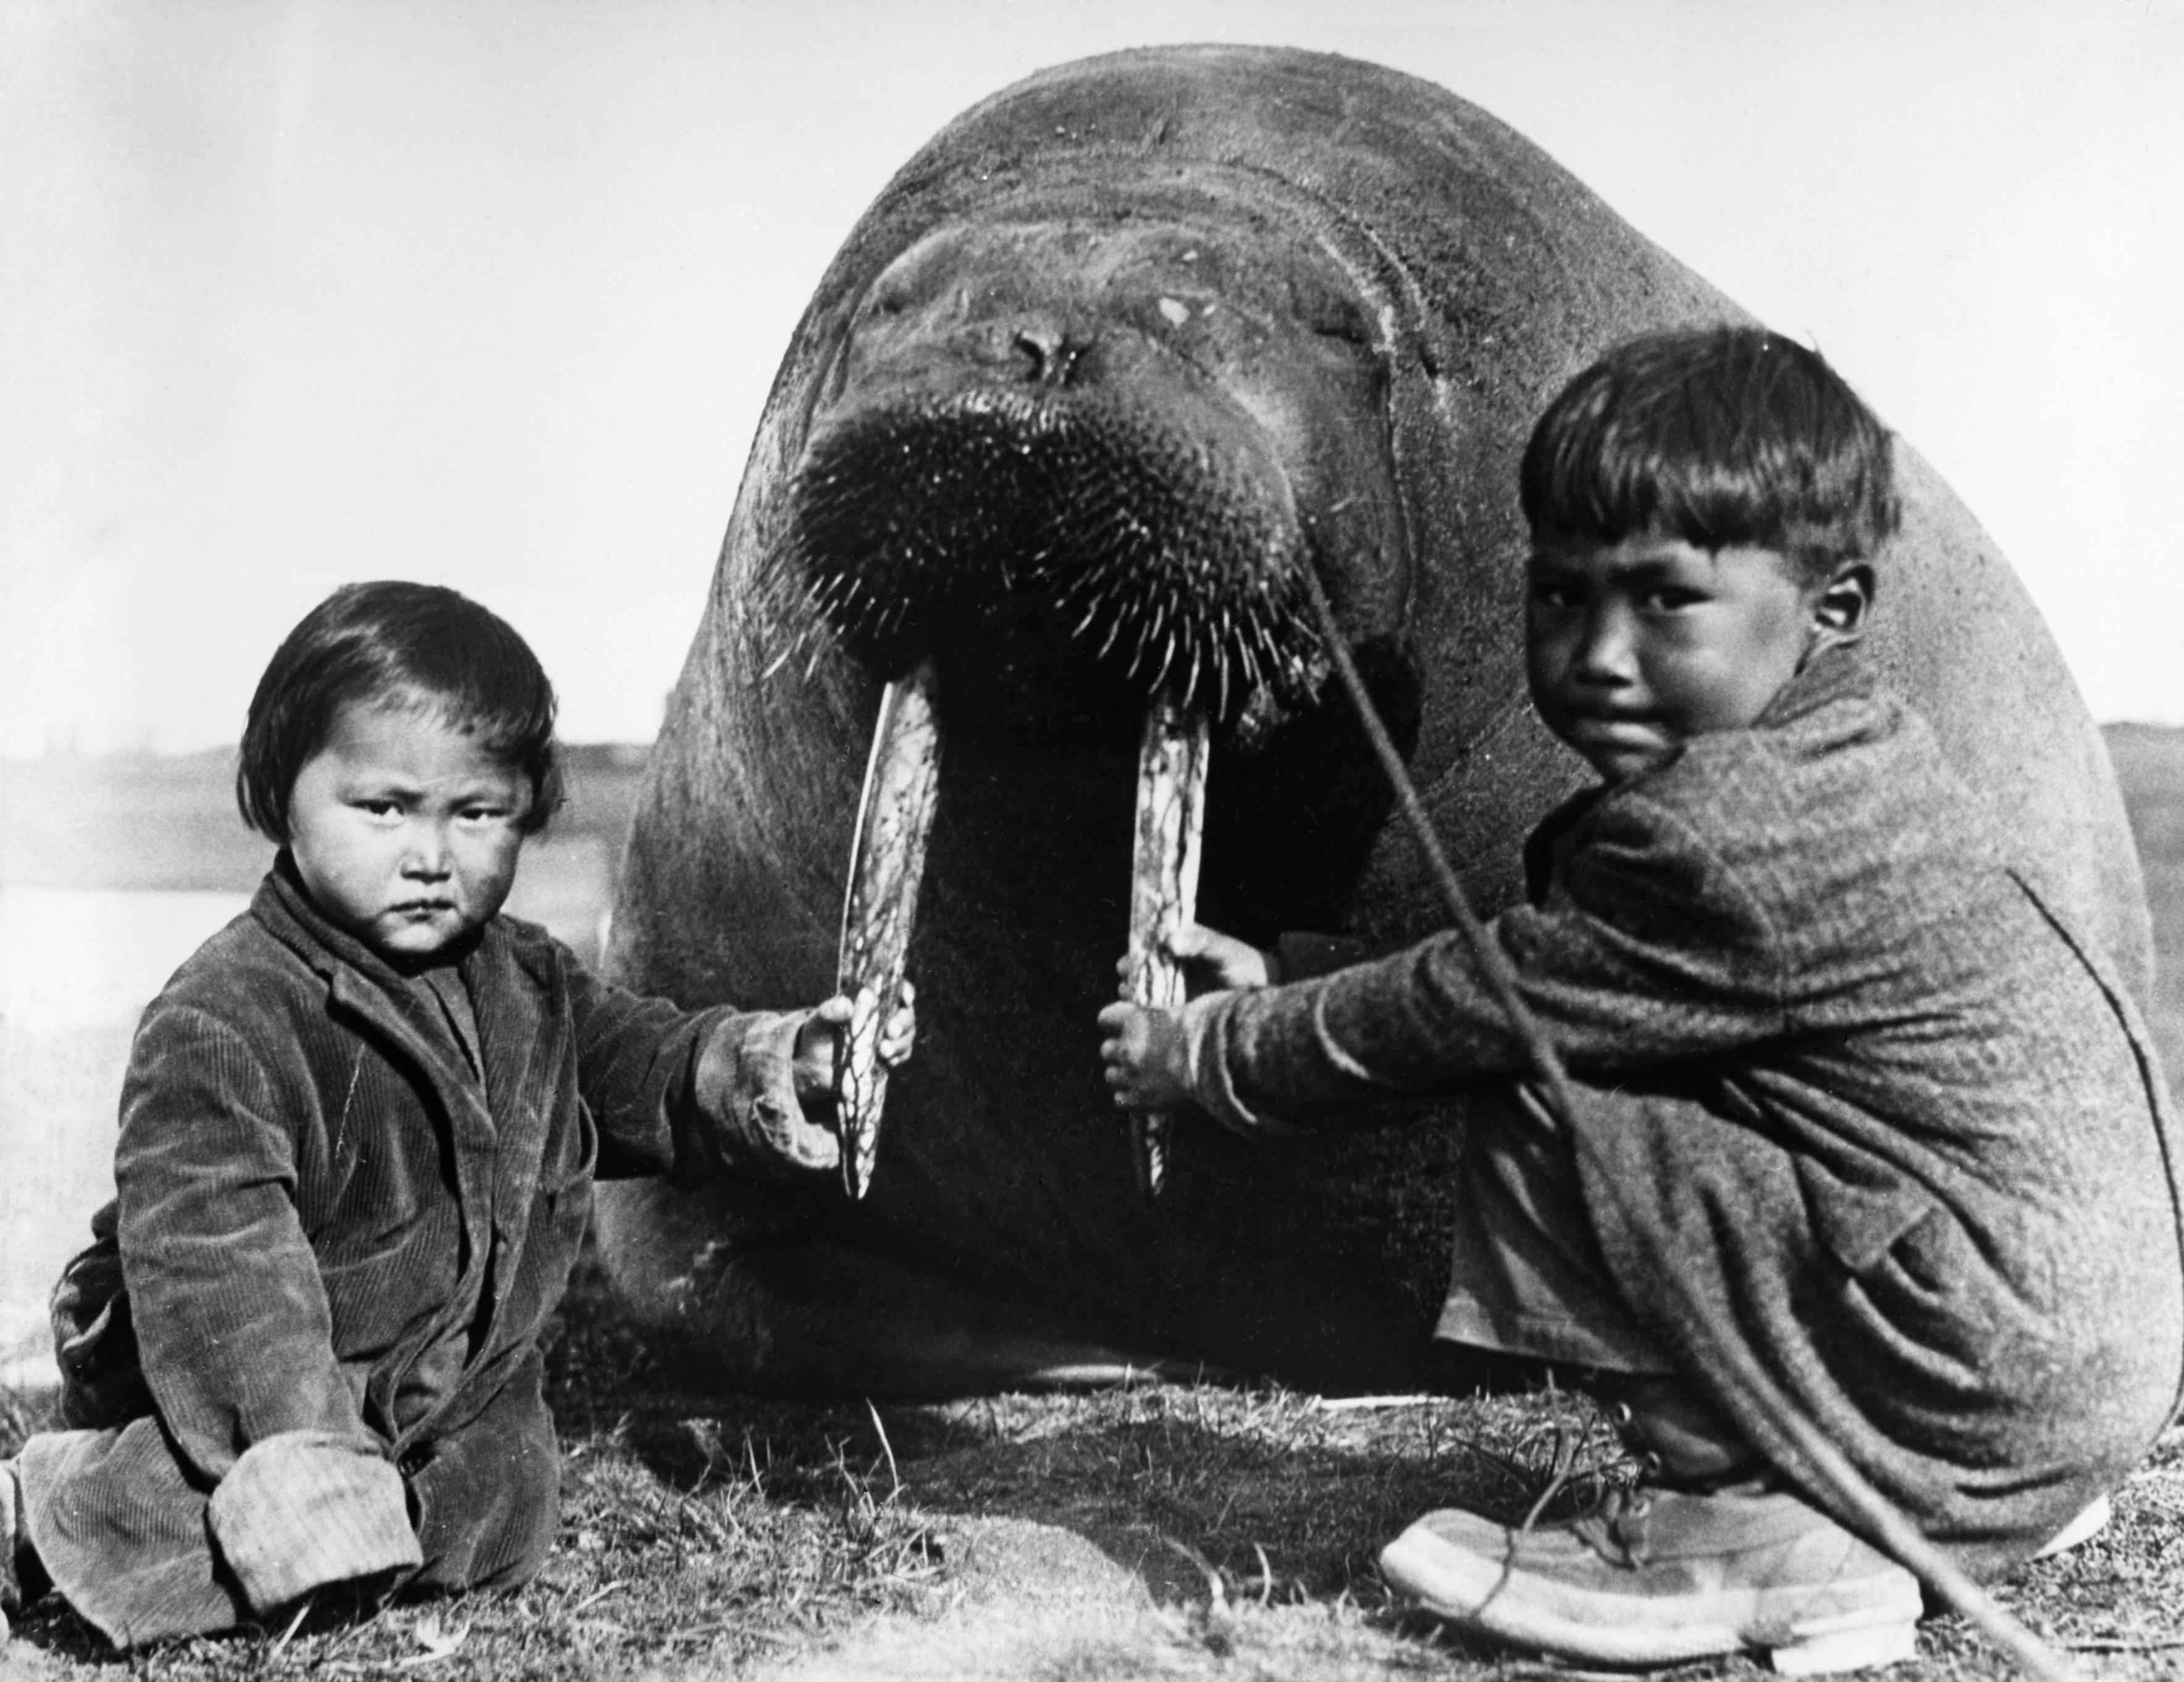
[
  {"xmin": 114, "ymin": 1002, "xmax": 420, "ymax": 1608},
  {"xmin": 563, "ymin": 956, "xmax": 834, "ymax": 1180},
  {"xmin": 1183, "ymin": 788, "xmax": 1792, "ymax": 1135}
]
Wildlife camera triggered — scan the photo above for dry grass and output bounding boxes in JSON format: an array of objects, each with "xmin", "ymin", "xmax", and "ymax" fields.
[
  {"xmin": 9, "ymin": 1263, "xmax": 2184, "ymax": 1678},
  {"xmin": 0, "ymin": 1258, "xmax": 1611, "ymax": 1679}
]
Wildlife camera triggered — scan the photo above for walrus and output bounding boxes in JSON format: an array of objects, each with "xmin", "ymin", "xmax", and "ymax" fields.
[{"xmin": 594, "ymin": 44, "xmax": 2151, "ymax": 1396}]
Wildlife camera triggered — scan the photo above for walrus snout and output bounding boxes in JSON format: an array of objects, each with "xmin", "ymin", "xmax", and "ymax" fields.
[
  {"xmin": 766, "ymin": 212, "xmax": 1412, "ymax": 726},
  {"xmin": 778, "ymin": 386, "xmax": 1326, "ymax": 723}
]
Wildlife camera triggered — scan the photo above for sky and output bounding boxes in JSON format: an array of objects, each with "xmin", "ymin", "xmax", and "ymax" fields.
[{"xmin": 3, "ymin": 0, "xmax": 2181, "ymax": 754}]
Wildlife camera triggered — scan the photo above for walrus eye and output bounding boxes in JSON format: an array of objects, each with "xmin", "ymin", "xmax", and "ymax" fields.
[
  {"xmin": 1312, "ymin": 307, "xmax": 1373, "ymax": 349},
  {"xmin": 1296, "ymin": 278, "xmax": 1374, "ymax": 350}
]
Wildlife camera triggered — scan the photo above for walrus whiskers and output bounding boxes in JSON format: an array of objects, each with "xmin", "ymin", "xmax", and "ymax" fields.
[{"xmin": 774, "ymin": 393, "xmax": 1320, "ymax": 721}]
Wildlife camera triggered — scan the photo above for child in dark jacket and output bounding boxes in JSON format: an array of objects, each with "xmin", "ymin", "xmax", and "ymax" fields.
[
  {"xmin": 1099, "ymin": 327, "xmax": 2184, "ymax": 1673},
  {"xmin": 0, "ymin": 582, "xmax": 912, "ymax": 1649}
]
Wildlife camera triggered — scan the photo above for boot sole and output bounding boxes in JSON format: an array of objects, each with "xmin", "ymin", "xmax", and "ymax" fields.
[{"xmin": 1380, "ymin": 1523, "xmax": 1922, "ymax": 1673}]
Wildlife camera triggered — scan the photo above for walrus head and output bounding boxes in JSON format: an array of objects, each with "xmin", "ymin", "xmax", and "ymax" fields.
[
  {"xmin": 767, "ymin": 209, "xmax": 1414, "ymax": 728},
  {"xmin": 752, "ymin": 201, "xmax": 1434, "ymax": 1201}
]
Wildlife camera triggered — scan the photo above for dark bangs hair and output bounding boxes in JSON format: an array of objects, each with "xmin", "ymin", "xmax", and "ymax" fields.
[
  {"xmin": 236, "ymin": 581, "xmax": 563, "ymax": 843},
  {"xmin": 1519, "ymin": 326, "xmax": 1901, "ymax": 584}
]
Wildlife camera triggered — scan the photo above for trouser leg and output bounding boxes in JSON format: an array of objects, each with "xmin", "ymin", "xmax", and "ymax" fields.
[
  {"xmin": 1437, "ymin": 1082, "xmax": 1772, "ymax": 1482},
  {"xmin": 1436, "ymin": 1079, "xmax": 1676, "ymax": 1377},
  {"xmin": 13, "ymin": 1417, "xmax": 250, "ymax": 1647}
]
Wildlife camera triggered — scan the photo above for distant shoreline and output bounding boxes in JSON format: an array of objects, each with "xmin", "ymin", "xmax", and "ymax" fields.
[
  {"xmin": 0, "ymin": 739, "xmax": 652, "ymax": 771},
  {"xmin": 2, "ymin": 743, "xmax": 652, "ymax": 894}
]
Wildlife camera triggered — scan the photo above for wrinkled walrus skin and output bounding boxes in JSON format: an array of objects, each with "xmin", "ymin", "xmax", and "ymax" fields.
[{"xmin": 595, "ymin": 45, "xmax": 2151, "ymax": 1396}]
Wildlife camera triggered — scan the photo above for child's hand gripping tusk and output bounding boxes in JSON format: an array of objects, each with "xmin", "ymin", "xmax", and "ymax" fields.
[{"xmin": 1096, "ymin": 998, "xmax": 1191, "ymax": 1112}]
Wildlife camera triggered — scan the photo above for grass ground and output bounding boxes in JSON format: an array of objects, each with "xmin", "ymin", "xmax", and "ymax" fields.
[{"xmin": 8, "ymin": 1259, "xmax": 2184, "ymax": 1678}]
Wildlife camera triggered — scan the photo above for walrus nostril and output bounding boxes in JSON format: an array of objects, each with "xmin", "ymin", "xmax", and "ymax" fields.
[{"xmin": 1012, "ymin": 329, "xmax": 1086, "ymax": 388}]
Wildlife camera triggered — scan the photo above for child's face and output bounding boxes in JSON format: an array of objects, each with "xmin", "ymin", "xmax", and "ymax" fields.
[
  {"xmin": 1526, "ymin": 533, "xmax": 1867, "ymax": 783},
  {"xmin": 286, "ymin": 699, "xmax": 532, "ymax": 961}
]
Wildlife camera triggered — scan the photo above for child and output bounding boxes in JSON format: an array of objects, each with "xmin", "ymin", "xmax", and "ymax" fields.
[
  {"xmin": 0, "ymin": 582, "xmax": 911, "ymax": 1649},
  {"xmin": 1099, "ymin": 327, "xmax": 2184, "ymax": 1671}
]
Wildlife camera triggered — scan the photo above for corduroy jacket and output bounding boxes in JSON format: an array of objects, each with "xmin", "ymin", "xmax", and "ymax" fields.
[
  {"xmin": 21, "ymin": 856, "xmax": 820, "ymax": 1644},
  {"xmin": 1182, "ymin": 649, "xmax": 2184, "ymax": 1573}
]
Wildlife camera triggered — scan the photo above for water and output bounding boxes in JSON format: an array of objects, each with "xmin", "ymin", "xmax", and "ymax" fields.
[{"xmin": 1, "ymin": 888, "xmax": 253, "ymax": 1382}]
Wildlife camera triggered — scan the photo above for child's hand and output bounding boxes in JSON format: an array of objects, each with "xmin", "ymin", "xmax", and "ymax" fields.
[
  {"xmin": 1096, "ymin": 1000, "xmax": 1192, "ymax": 1111},
  {"xmin": 876, "ymin": 978, "xmax": 917, "ymax": 1067},
  {"xmin": 1168, "ymin": 922, "xmax": 1274, "ymax": 991},
  {"xmin": 1111, "ymin": 921, "xmax": 1274, "ymax": 999},
  {"xmin": 793, "ymin": 980, "xmax": 917, "ymax": 1102}
]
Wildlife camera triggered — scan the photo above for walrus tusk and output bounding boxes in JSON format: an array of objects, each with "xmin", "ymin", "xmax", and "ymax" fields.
[
  {"xmin": 835, "ymin": 660, "xmax": 942, "ymax": 1198},
  {"xmin": 1124, "ymin": 694, "xmax": 1210, "ymax": 1196}
]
